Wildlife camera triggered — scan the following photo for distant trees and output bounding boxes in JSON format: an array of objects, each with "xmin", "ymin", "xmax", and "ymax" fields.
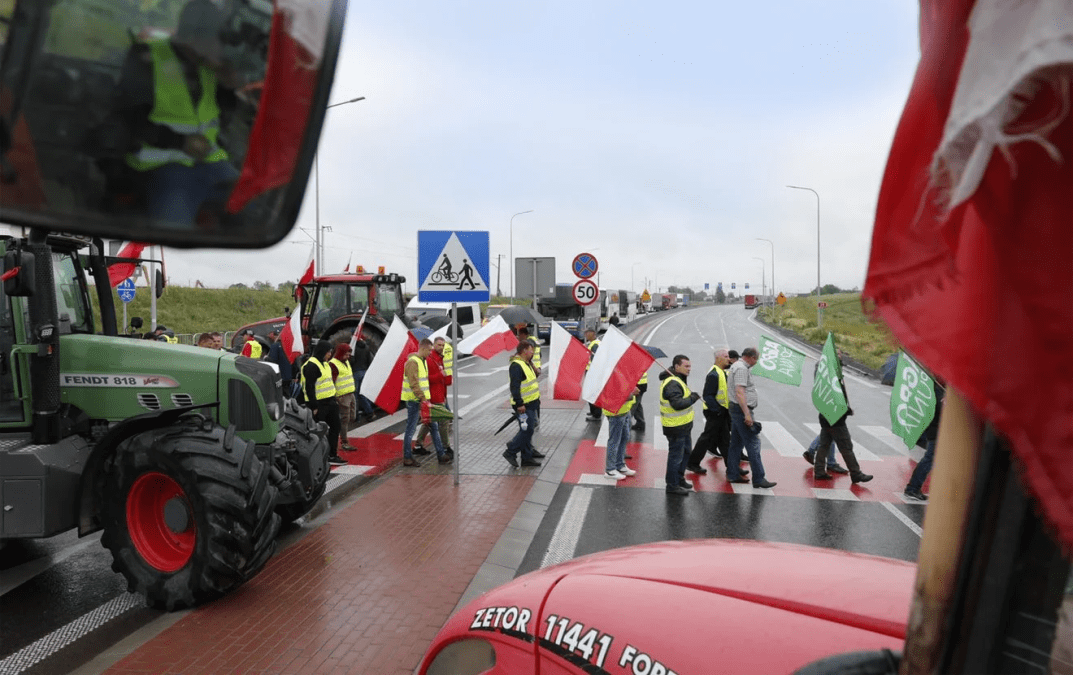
[{"xmin": 715, "ymin": 288, "xmax": 726, "ymax": 304}]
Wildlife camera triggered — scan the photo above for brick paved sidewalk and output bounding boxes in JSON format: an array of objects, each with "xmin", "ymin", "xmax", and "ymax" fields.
[{"xmin": 104, "ymin": 474, "xmax": 535, "ymax": 675}]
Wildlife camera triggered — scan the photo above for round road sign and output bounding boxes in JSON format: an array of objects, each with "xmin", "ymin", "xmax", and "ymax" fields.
[
  {"xmin": 572, "ymin": 279, "xmax": 599, "ymax": 306},
  {"xmin": 818, "ymin": 301, "xmax": 828, "ymax": 309},
  {"xmin": 572, "ymin": 253, "xmax": 598, "ymax": 280}
]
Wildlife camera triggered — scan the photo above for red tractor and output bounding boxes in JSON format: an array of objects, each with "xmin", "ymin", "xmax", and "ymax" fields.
[{"xmin": 232, "ymin": 270, "xmax": 415, "ymax": 355}]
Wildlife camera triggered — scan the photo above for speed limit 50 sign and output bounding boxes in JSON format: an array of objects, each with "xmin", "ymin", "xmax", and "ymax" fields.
[{"xmin": 572, "ymin": 279, "xmax": 599, "ymax": 306}]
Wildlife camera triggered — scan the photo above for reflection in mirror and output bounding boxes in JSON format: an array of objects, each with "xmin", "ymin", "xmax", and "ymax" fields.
[{"xmin": 0, "ymin": 0, "xmax": 345, "ymax": 248}]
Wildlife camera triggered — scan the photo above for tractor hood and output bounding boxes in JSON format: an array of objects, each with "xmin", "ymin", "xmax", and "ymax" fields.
[
  {"xmin": 58, "ymin": 335, "xmax": 282, "ymax": 443},
  {"xmin": 420, "ymin": 540, "xmax": 914, "ymax": 675}
]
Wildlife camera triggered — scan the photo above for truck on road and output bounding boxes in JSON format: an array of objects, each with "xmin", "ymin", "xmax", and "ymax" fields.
[
  {"xmin": 537, "ymin": 284, "xmax": 601, "ymax": 343},
  {"xmin": 744, "ymin": 294, "xmax": 759, "ymax": 309}
]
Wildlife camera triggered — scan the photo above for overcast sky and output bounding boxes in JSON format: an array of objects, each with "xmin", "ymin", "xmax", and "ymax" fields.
[{"xmin": 167, "ymin": 0, "xmax": 920, "ymax": 297}]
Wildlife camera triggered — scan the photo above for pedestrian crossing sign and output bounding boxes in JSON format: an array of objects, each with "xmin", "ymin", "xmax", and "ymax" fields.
[{"xmin": 417, "ymin": 230, "xmax": 490, "ymax": 302}]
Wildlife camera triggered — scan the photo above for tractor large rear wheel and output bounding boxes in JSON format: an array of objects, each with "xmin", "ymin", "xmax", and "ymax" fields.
[
  {"xmin": 101, "ymin": 423, "xmax": 280, "ymax": 611},
  {"xmin": 275, "ymin": 398, "xmax": 330, "ymax": 524}
]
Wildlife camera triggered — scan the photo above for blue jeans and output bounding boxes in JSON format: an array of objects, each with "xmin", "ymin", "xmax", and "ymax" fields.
[
  {"xmin": 403, "ymin": 400, "xmax": 444, "ymax": 460},
  {"xmin": 506, "ymin": 399, "xmax": 539, "ymax": 461},
  {"xmin": 907, "ymin": 438, "xmax": 936, "ymax": 491},
  {"xmin": 727, "ymin": 405, "xmax": 765, "ymax": 484},
  {"xmin": 605, "ymin": 413, "xmax": 630, "ymax": 472},
  {"xmin": 144, "ymin": 160, "xmax": 240, "ymax": 228},
  {"xmin": 808, "ymin": 435, "xmax": 841, "ymax": 468},
  {"xmin": 665, "ymin": 432, "xmax": 690, "ymax": 488},
  {"xmin": 354, "ymin": 370, "xmax": 375, "ymax": 415}
]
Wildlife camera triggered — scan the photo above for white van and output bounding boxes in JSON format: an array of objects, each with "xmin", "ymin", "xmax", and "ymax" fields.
[{"xmin": 405, "ymin": 300, "xmax": 482, "ymax": 340}]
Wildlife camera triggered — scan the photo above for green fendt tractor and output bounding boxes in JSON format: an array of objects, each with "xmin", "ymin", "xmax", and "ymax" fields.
[{"xmin": 0, "ymin": 231, "xmax": 329, "ymax": 609}]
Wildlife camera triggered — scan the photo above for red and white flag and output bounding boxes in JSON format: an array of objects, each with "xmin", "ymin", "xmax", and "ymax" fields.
[
  {"xmin": 294, "ymin": 246, "xmax": 315, "ymax": 301},
  {"xmin": 457, "ymin": 315, "xmax": 517, "ymax": 360},
  {"xmin": 107, "ymin": 242, "xmax": 147, "ymax": 287},
  {"xmin": 547, "ymin": 322, "xmax": 590, "ymax": 400},
  {"xmin": 342, "ymin": 253, "xmax": 352, "ymax": 274},
  {"xmin": 279, "ymin": 305, "xmax": 304, "ymax": 361},
  {"xmin": 348, "ymin": 308, "xmax": 368, "ymax": 352},
  {"xmin": 358, "ymin": 316, "xmax": 418, "ymax": 413},
  {"xmin": 581, "ymin": 326, "xmax": 654, "ymax": 413}
]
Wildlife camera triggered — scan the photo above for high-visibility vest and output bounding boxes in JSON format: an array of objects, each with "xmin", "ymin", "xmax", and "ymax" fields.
[
  {"xmin": 165, "ymin": 335, "xmax": 178, "ymax": 344},
  {"xmin": 702, "ymin": 365, "xmax": 729, "ymax": 410},
  {"xmin": 310, "ymin": 357, "xmax": 336, "ymax": 401},
  {"xmin": 126, "ymin": 39, "xmax": 229, "ymax": 171},
  {"xmin": 442, "ymin": 343, "xmax": 454, "ymax": 377},
  {"xmin": 401, "ymin": 355, "xmax": 429, "ymax": 401},
  {"xmin": 585, "ymin": 339, "xmax": 600, "ymax": 371},
  {"xmin": 638, "ymin": 371, "xmax": 648, "ymax": 386},
  {"xmin": 243, "ymin": 340, "xmax": 262, "ymax": 359},
  {"xmin": 602, "ymin": 396, "xmax": 635, "ymax": 416},
  {"xmin": 527, "ymin": 337, "xmax": 542, "ymax": 370},
  {"xmin": 660, "ymin": 375, "xmax": 694, "ymax": 428},
  {"xmin": 509, "ymin": 356, "xmax": 540, "ymax": 404},
  {"xmin": 331, "ymin": 358, "xmax": 355, "ymax": 395}
]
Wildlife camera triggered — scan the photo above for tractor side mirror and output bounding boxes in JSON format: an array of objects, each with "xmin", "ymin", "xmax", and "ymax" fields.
[
  {"xmin": 0, "ymin": 0, "xmax": 348, "ymax": 250},
  {"xmin": 3, "ymin": 251, "xmax": 35, "ymax": 297},
  {"xmin": 155, "ymin": 269, "xmax": 165, "ymax": 299}
]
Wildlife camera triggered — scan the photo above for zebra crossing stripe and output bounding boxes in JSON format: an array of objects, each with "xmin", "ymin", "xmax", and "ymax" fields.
[
  {"xmin": 804, "ymin": 423, "xmax": 882, "ymax": 461},
  {"xmin": 858, "ymin": 426, "xmax": 924, "ymax": 461},
  {"xmin": 651, "ymin": 416, "xmax": 667, "ymax": 451},
  {"xmin": 594, "ymin": 416, "xmax": 609, "ymax": 447},
  {"xmin": 541, "ymin": 487, "xmax": 593, "ymax": 568},
  {"xmin": 0, "ymin": 592, "xmax": 143, "ymax": 674},
  {"xmin": 759, "ymin": 421, "xmax": 806, "ymax": 457}
]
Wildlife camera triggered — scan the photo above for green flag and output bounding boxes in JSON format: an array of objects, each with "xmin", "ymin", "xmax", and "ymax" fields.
[
  {"xmin": 812, "ymin": 333, "xmax": 848, "ymax": 425},
  {"xmin": 889, "ymin": 351, "xmax": 937, "ymax": 449},
  {"xmin": 753, "ymin": 335, "xmax": 807, "ymax": 386}
]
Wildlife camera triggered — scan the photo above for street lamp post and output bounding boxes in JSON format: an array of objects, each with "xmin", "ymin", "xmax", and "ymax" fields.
[
  {"xmin": 787, "ymin": 185, "xmax": 821, "ymax": 328},
  {"xmin": 756, "ymin": 237, "xmax": 774, "ymax": 308},
  {"xmin": 753, "ymin": 257, "xmax": 766, "ymax": 306},
  {"xmin": 315, "ymin": 96, "xmax": 365, "ymax": 273},
  {"xmin": 509, "ymin": 210, "xmax": 534, "ymax": 304}
]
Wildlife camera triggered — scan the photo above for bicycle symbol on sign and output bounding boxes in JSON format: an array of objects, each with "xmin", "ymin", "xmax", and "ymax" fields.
[{"xmin": 431, "ymin": 254, "xmax": 459, "ymax": 284}]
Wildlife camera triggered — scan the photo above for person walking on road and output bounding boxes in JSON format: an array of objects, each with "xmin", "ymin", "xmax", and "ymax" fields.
[
  {"xmin": 303, "ymin": 340, "xmax": 345, "ymax": 465},
  {"xmin": 503, "ymin": 341, "xmax": 543, "ymax": 468},
  {"xmin": 413, "ymin": 336, "xmax": 454, "ymax": 459},
  {"xmin": 401, "ymin": 338, "xmax": 450, "ymax": 467},
  {"xmin": 330, "ymin": 343, "xmax": 357, "ymax": 451},
  {"xmin": 686, "ymin": 348, "xmax": 732, "ymax": 474},
  {"xmin": 905, "ymin": 380, "xmax": 945, "ymax": 500},
  {"xmin": 725, "ymin": 347, "xmax": 775, "ymax": 488},
  {"xmin": 604, "ymin": 387, "xmax": 639, "ymax": 480},
  {"xmin": 660, "ymin": 355, "xmax": 701, "ymax": 496},
  {"xmin": 811, "ymin": 358, "xmax": 873, "ymax": 484}
]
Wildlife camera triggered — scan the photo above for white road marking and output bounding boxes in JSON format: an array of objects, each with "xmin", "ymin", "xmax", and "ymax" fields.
[
  {"xmin": 540, "ymin": 487, "xmax": 593, "ymax": 568},
  {"xmin": 730, "ymin": 483, "xmax": 776, "ymax": 495},
  {"xmin": 811, "ymin": 488, "xmax": 860, "ymax": 501},
  {"xmin": 594, "ymin": 416, "xmax": 608, "ymax": 447},
  {"xmin": 578, "ymin": 473, "xmax": 626, "ymax": 486},
  {"xmin": 858, "ymin": 425, "xmax": 924, "ymax": 461},
  {"xmin": 804, "ymin": 424, "xmax": 882, "ymax": 461},
  {"xmin": 0, "ymin": 592, "xmax": 144, "ymax": 674},
  {"xmin": 331, "ymin": 464, "xmax": 373, "ymax": 475},
  {"xmin": 651, "ymin": 418, "xmax": 667, "ymax": 451},
  {"xmin": 882, "ymin": 501, "xmax": 923, "ymax": 537},
  {"xmin": 352, "ymin": 408, "xmax": 405, "ymax": 438},
  {"xmin": 760, "ymin": 421, "xmax": 807, "ymax": 457}
]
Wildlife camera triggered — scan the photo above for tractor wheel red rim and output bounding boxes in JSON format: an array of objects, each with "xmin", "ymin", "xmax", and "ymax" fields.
[{"xmin": 126, "ymin": 472, "xmax": 195, "ymax": 572}]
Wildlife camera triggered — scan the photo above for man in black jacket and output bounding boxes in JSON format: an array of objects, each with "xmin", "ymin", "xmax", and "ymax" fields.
[
  {"xmin": 686, "ymin": 348, "xmax": 733, "ymax": 475},
  {"xmin": 812, "ymin": 357, "xmax": 872, "ymax": 484},
  {"xmin": 303, "ymin": 340, "xmax": 345, "ymax": 465},
  {"xmin": 351, "ymin": 337, "xmax": 376, "ymax": 420},
  {"xmin": 659, "ymin": 355, "xmax": 701, "ymax": 496}
]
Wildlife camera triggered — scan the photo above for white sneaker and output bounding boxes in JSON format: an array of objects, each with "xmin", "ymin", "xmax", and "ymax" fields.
[
  {"xmin": 618, "ymin": 466, "xmax": 637, "ymax": 476},
  {"xmin": 605, "ymin": 469, "xmax": 626, "ymax": 480}
]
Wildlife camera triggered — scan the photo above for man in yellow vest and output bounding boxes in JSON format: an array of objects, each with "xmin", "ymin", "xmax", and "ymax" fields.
[
  {"xmin": 686, "ymin": 348, "xmax": 734, "ymax": 476},
  {"xmin": 659, "ymin": 354, "xmax": 700, "ymax": 496},
  {"xmin": 240, "ymin": 330, "xmax": 262, "ymax": 359},
  {"xmin": 330, "ymin": 343, "xmax": 357, "ymax": 451},
  {"xmin": 502, "ymin": 341, "xmax": 542, "ymax": 468},
  {"xmin": 301, "ymin": 340, "xmax": 345, "ymax": 465},
  {"xmin": 116, "ymin": 0, "xmax": 240, "ymax": 228},
  {"xmin": 401, "ymin": 338, "xmax": 449, "ymax": 467}
]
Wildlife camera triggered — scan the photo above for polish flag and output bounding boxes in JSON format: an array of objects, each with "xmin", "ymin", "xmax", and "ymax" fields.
[
  {"xmin": 279, "ymin": 305, "xmax": 304, "ymax": 360},
  {"xmin": 107, "ymin": 242, "xmax": 147, "ymax": 287},
  {"xmin": 294, "ymin": 247, "xmax": 315, "ymax": 301},
  {"xmin": 348, "ymin": 308, "xmax": 368, "ymax": 352},
  {"xmin": 581, "ymin": 326, "xmax": 654, "ymax": 413},
  {"xmin": 457, "ymin": 315, "xmax": 518, "ymax": 360},
  {"xmin": 548, "ymin": 322, "xmax": 590, "ymax": 400},
  {"xmin": 342, "ymin": 253, "xmax": 352, "ymax": 274},
  {"xmin": 358, "ymin": 316, "xmax": 418, "ymax": 413}
]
